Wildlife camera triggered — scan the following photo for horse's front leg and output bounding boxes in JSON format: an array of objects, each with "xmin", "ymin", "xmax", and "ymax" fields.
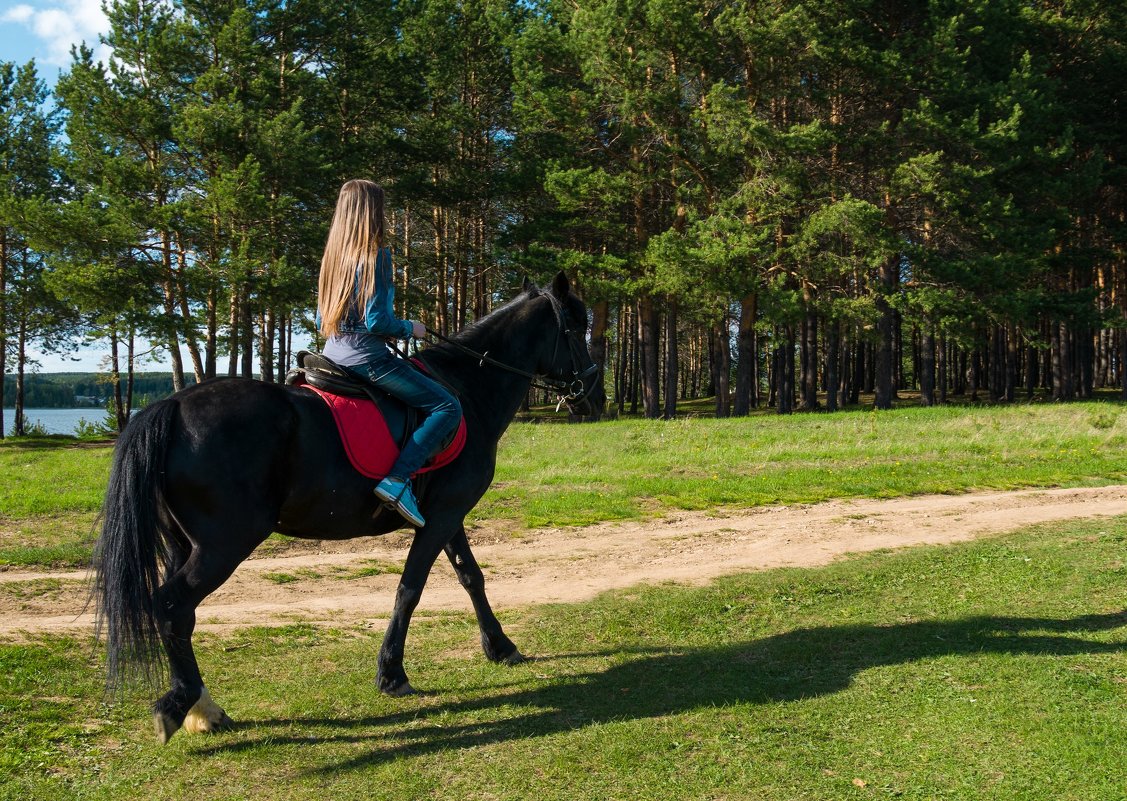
[
  {"xmin": 444, "ymin": 526, "xmax": 523, "ymax": 665},
  {"xmin": 377, "ymin": 522, "xmax": 451, "ymax": 696}
]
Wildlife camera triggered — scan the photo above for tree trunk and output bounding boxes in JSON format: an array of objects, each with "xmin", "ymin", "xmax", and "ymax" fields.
[
  {"xmin": 587, "ymin": 299, "xmax": 608, "ymax": 421},
  {"xmin": 175, "ymin": 241, "xmax": 204, "ymax": 383},
  {"xmin": 767, "ymin": 342, "xmax": 777, "ymax": 407},
  {"xmin": 614, "ymin": 302, "xmax": 627, "ymax": 415},
  {"xmin": 205, "ymin": 283, "xmax": 218, "ymax": 379},
  {"xmin": 713, "ymin": 318, "xmax": 731, "ymax": 418},
  {"xmin": 663, "ymin": 299, "xmax": 678, "ymax": 419},
  {"xmin": 161, "ymin": 231, "xmax": 186, "ymax": 392},
  {"xmin": 399, "ymin": 205, "xmax": 411, "ymax": 320},
  {"xmin": 734, "ymin": 293, "xmax": 757, "ymax": 415},
  {"xmin": 777, "ymin": 326, "xmax": 795, "ymax": 414},
  {"xmin": 276, "ymin": 313, "xmax": 289, "ymax": 383},
  {"xmin": 1078, "ymin": 324, "xmax": 1094, "ymax": 399},
  {"xmin": 110, "ymin": 330, "xmax": 127, "ymax": 432},
  {"xmin": 14, "ymin": 313, "xmax": 27, "ymax": 437},
  {"xmin": 453, "ymin": 213, "xmax": 467, "ymax": 331},
  {"xmin": 1005, "ymin": 324, "xmax": 1017, "ymax": 402},
  {"xmin": 785, "ymin": 326, "xmax": 796, "ymax": 414},
  {"xmin": 850, "ymin": 329, "xmax": 864, "ymax": 405},
  {"xmin": 629, "ymin": 304, "xmax": 640, "ymax": 415},
  {"xmin": 260, "ymin": 306, "xmax": 275, "ymax": 383},
  {"xmin": 1052, "ymin": 320, "xmax": 1073, "ymax": 400},
  {"xmin": 838, "ymin": 328, "xmax": 851, "ymax": 409},
  {"xmin": 240, "ymin": 286, "xmax": 254, "ymax": 379},
  {"xmin": 970, "ymin": 345, "xmax": 982, "ymax": 402},
  {"xmin": 825, "ymin": 319, "xmax": 840, "ymax": 412},
  {"xmin": 640, "ymin": 295, "xmax": 661, "ymax": 419},
  {"xmin": 893, "ymin": 309, "xmax": 904, "ymax": 391},
  {"xmin": 432, "ymin": 201, "xmax": 447, "ymax": 336},
  {"xmin": 919, "ymin": 325, "xmax": 936, "ymax": 406},
  {"xmin": 1120, "ymin": 328, "xmax": 1127, "ymax": 400},
  {"xmin": 800, "ymin": 303, "xmax": 818, "ymax": 410},
  {"xmin": 227, "ymin": 287, "xmax": 240, "ymax": 377},
  {"xmin": 873, "ymin": 255, "xmax": 897, "ymax": 409},
  {"xmin": 125, "ymin": 327, "xmax": 135, "ymax": 420},
  {"xmin": 991, "ymin": 324, "xmax": 1005, "ymax": 402},
  {"xmin": 937, "ymin": 333, "xmax": 948, "ymax": 404}
]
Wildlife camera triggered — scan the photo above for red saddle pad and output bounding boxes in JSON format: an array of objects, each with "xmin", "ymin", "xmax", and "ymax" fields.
[{"xmin": 303, "ymin": 384, "xmax": 466, "ymax": 479}]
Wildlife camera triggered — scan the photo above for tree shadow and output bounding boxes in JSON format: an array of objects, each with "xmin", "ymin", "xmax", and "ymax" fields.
[{"xmin": 194, "ymin": 609, "xmax": 1125, "ymax": 771}]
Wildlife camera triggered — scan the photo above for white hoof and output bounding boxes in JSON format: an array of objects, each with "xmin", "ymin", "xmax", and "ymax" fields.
[{"xmin": 183, "ymin": 687, "xmax": 235, "ymax": 734}]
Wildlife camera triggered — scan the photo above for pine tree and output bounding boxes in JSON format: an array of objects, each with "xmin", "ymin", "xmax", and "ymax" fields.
[{"xmin": 0, "ymin": 61, "xmax": 74, "ymax": 436}]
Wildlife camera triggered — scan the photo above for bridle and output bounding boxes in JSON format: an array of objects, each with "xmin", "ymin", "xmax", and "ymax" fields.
[{"xmin": 424, "ymin": 292, "xmax": 599, "ymax": 412}]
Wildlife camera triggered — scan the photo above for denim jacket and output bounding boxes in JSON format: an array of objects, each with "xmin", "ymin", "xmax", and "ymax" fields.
[{"xmin": 322, "ymin": 247, "xmax": 413, "ymax": 367}]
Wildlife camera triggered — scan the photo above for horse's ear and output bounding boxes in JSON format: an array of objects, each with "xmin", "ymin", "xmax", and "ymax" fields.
[
  {"xmin": 550, "ymin": 271, "xmax": 570, "ymax": 300},
  {"xmin": 521, "ymin": 276, "xmax": 536, "ymax": 293}
]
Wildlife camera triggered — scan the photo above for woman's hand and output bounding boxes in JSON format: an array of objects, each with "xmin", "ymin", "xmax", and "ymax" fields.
[{"xmin": 411, "ymin": 321, "xmax": 426, "ymax": 339}]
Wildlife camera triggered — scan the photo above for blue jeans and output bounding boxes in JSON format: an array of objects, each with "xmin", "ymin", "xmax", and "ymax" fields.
[{"xmin": 350, "ymin": 352, "xmax": 461, "ymax": 479}]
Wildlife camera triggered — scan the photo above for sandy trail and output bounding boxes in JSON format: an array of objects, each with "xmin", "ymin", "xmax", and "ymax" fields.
[{"xmin": 3, "ymin": 485, "xmax": 1125, "ymax": 637}]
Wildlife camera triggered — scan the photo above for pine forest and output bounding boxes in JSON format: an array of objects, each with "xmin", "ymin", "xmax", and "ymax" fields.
[{"xmin": 1, "ymin": 0, "xmax": 1124, "ymax": 434}]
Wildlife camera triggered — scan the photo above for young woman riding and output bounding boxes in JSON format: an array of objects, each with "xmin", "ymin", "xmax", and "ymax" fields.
[{"xmin": 317, "ymin": 179, "xmax": 460, "ymax": 527}]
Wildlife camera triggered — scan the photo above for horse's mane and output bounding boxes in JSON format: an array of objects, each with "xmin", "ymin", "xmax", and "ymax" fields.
[
  {"xmin": 449, "ymin": 287, "xmax": 543, "ymax": 344},
  {"xmin": 416, "ymin": 286, "xmax": 544, "ymax": 377}
]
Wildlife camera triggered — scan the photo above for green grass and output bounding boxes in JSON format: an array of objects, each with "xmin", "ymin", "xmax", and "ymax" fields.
[
  {"xmin": 0, "ymin": 439, "xmax": 113, "ymax": 518},
  {"xmin": 478, "ymin": 401, "xmax": 1127, "ymax": 526},
  {"xmin": 261, "ymin": 561, "xmax": 404, "ymax": 584},
  {"xmin": 1, "ymin": 517, "xmax": 1123, "ymax": 800},
  {"xmin": 2, "ymin": 401, "xmax": 1126, "ymax": 567},
  {"xmin": 0, "ymin": 438, "xmax": 109, "ymax": 568}
]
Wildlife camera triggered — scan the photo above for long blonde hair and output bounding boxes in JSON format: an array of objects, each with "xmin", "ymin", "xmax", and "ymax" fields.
[{"xmin": 317, "ymin": 179, "xmax": 386, "ymax": 338}]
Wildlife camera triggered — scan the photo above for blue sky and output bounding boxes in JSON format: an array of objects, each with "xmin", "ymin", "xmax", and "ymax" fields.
[{"xmin": 1, "ymin": 0, "xmax": 110, "ymax": 76}]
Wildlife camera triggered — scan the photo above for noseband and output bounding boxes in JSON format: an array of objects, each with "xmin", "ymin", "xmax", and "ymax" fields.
[
  {"xmin": 425, "ymin": 292, "xmax": 598, "ymax": 412},
  {"xmin": 541, "ymin": 293, "xmax": 600, "ymax": 409}
]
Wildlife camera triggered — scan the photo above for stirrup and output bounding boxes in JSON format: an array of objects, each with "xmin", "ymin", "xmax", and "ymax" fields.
[{"xmin": 374, "ymin": 477, "xmax": 426, "ymax": 528}]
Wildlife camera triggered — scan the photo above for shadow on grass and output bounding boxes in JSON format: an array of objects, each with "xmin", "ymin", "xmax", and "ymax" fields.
[{"xmin": 194, "ymin": 609, "xmax": 1126, "ymax": 770}]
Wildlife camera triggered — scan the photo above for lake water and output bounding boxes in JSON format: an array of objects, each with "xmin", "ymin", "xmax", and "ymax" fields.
[{"xmin": 4, "ymin": 408, "xmax": 108, "ymax": 436}]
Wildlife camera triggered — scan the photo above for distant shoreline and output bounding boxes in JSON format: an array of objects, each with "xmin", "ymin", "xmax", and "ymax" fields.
[{"xmin": 3, "ymin": 372, "xmax": 192, "ymax": 409}]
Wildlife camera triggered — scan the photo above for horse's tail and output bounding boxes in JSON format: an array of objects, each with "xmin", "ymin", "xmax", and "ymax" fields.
[{"xmin": 93, "ymin": 398, "xmax": 182, "ymax": 690}]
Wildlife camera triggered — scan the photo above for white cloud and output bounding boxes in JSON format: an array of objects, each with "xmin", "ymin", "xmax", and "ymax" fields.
[
  {"xmin": 2, "ymin": 0, "xmax": 110, "ymax": 68},
  {"xmin": 2, "ymin": 5, "xmax": 36, "ymax": 24}
]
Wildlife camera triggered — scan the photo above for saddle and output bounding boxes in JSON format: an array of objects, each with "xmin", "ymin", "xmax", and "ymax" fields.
[{"xmin": 285, "ymin": 351, "xmax": 465, "ymax": 478}]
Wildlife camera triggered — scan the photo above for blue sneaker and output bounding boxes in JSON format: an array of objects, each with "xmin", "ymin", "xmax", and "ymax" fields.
[{"xmin": 374, "ymin": 477, "xmax": 426, "ymax": 528}]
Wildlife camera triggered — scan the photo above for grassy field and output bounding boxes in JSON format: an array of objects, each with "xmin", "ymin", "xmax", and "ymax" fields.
[
  {"xmin": 488, "ymin": 401, "xmax": 1127, "ymax": 526},
  {"xmin": 1, "ymin": 400, "xmax": 1125, "ymax": 567},
  {"xmin": 1, "ymin": 516, "xmax": 1123, "ymax": 800},
  {"xmin": 0, "ymin": 439, "xmax": 111, "ymax": 568}
]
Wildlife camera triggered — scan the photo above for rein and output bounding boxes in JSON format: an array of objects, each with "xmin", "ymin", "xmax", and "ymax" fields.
[{"xmin": 422, "ymin": 293, "xmax": 598, "ymax": 406}]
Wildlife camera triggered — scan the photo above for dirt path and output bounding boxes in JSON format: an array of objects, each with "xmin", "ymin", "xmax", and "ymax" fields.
[{"xmin": 3, "ymin": 485, "xmax": 1126, "ymax": 637}]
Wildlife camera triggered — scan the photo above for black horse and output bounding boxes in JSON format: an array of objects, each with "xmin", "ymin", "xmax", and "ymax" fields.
[{"xmin": 94, "ymin": 273, "xmax": 602, "ymax": 743}]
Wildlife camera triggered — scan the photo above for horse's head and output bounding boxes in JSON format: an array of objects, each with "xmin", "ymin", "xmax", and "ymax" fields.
[{"xmin": 524, "ymin": 272, "xmax": 605, "ymax": 418}]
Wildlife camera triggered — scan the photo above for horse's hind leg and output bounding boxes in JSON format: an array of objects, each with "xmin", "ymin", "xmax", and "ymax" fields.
[
  {"xmin": 444, "ymin": 527, "xmax": 523, "ymax": 665},
  {"xmin": 151, "ymin": 539, "xmax": 256, "ymax": 743}
]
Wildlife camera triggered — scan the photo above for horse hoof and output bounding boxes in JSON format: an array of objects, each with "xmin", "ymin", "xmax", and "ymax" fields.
[
  {"xmin": 154, "ymin": 711, "xmax": 181, "ymax": 745},
  {"xmin": 183, "ymin": 688, "xmax": 235, "ymax": 734},
  {"xmin": 195, "ymin": 710, "xmax": 236, "ymax": 733},
  {"xmin": 383, "ymin": 681, "xmax": 417, "ymax": 697},
  {"xmin": 502, "ymin": 649, "xmax": 526, "ymax": 666}
]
